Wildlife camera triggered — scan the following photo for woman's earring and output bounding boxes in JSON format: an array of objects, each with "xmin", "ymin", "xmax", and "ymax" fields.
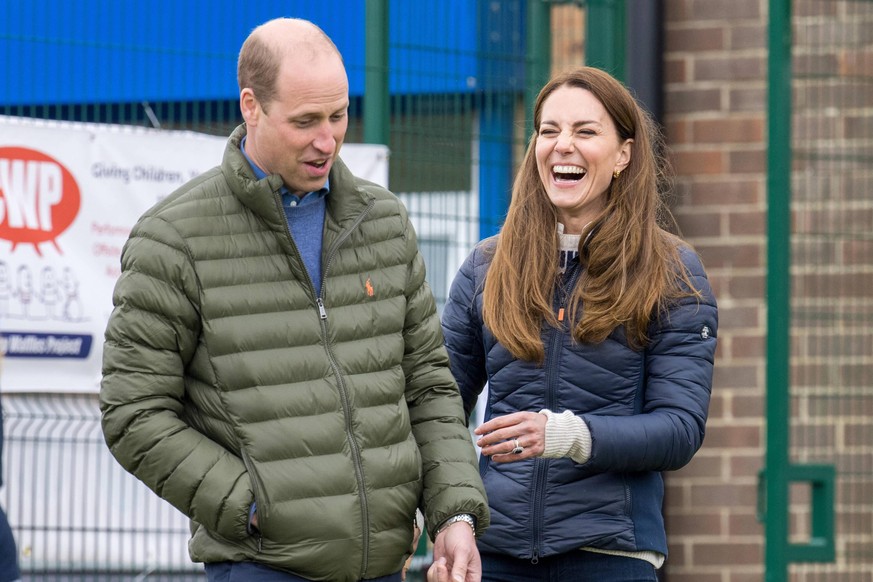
[{"xmin": 613, "ymin": 169, "xmax": 622, "ymax": 179}]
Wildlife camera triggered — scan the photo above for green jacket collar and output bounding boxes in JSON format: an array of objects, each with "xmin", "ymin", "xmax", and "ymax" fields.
[{"xmin": 221, "ymin": 124, "xmax": 374, "ymax": 234}]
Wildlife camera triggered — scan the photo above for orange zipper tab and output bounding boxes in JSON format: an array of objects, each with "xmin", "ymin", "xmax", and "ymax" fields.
[{"xmin": 557, "ymin": 307, "xmax": 565, "ymax": 322}]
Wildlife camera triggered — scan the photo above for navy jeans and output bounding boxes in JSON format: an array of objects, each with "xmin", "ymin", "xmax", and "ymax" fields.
[
  {"xmin": 204, "ymin": 561, "xmax": 401, "ymax": 582},
  {"xmin": 481, "ymin": 550, "xmax": 659, "ymax": 582}
]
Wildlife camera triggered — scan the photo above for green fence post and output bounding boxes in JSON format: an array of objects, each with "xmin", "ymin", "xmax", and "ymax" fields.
[
  {"xmin": 785, "ymin": 465, "xmax": 836, "ymax": 563},
  {"xmin": 364, "ymin": 0, "xmax": 389, "ymax": 146},
  {"xmin": 526, "ymin": 0, "xmax": 551, "ymax": 139},
  {"xmin": 585, "ymin": 0, "xmax": 626, "ymax": 82},
  {"xmin": 764, "ymin": 0, "xmax": 792, "ymax": 580}
]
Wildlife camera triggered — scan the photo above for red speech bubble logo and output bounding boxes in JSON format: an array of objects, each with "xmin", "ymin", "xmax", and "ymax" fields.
[{"xmin": 0, "ymin": 147, "xmax": 81, "ymax": 256}]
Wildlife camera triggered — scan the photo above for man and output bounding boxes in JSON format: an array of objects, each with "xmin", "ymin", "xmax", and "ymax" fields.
[{"xmin": 100, "ymin": 18, "xmax": 488, "ymax": 582}]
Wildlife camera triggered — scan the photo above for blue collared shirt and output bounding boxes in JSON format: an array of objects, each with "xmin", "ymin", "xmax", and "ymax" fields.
[
  {"xmin": 240, "ymin": 136, "xmax": 328, "ymax": 295},
  {"xmin": 240, "ymin": 136, "xmax": 329, "ymax": 205}
]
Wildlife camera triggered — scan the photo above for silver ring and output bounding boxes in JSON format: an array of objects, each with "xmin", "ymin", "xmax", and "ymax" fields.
[{"xmin": 510, "ymin": 439, "xmax": 524, "ymax": 455}]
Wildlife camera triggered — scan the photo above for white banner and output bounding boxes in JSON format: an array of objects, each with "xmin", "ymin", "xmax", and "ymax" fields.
[{"xmin": 0, "ymin": 116, "xmax": 388, "ymax": 393}]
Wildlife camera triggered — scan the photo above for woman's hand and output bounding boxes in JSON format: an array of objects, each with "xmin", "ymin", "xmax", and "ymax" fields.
[{"xmin": 474, "ymin": 411, "xmax": 547, "ymax": 463}]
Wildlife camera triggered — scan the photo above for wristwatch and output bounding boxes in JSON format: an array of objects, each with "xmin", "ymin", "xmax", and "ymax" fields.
[{"xmin": 436, "ymin": 513, "xmax": 477, "ymax": 536}]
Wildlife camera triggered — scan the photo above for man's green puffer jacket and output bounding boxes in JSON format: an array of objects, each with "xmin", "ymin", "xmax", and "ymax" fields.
[{"xmin": 100, "ymin": 125, "xmax": 489, "ymax": 582}]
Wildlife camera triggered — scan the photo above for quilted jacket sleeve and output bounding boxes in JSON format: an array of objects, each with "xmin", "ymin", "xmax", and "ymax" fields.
[
  {"xmin": 441, "ymin": 245, "xmax": 488, "ymax": 418},
  {"xmin": 582, "ymin": 246, "xmax": 719, "ymax": 472},
  {"xmin": 100, "ymin": 214, "xmax": 253, "ymax": 541},
  {"xmin": 399, "ymin": 219, "xmax": 489, "ymax": 540}
]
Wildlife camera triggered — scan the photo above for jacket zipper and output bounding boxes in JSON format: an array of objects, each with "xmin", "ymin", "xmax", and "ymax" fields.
[
  {"xmin": 314, "ymin": 198, "xmax": 376, "ymax": 577},
  {"xmin": 530, "ymin": 455, "xmax": 545, "ymax": 564},
  {"xmin": 531, "ymin": 264, "xmax": 581, "ymax": 563},
  {"xmin": 530, "ymin": 325, "xmax": 561, "ymax": 564},
  {"xmin": 556, "ymin": 262, "xmax": 581, "ymax": 326}
]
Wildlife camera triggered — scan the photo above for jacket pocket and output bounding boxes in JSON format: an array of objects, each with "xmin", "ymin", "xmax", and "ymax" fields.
[{"xmin": 240, "ymin": 449, "xmax": 269, "ymax": 537}]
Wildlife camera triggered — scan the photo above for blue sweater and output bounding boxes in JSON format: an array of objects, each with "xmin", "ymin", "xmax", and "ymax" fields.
[
  {"xmin": 240, "ymin": 136, "xmax": 327, "ymax": 296},
  {"xmin": 282, "ymin": 197, "xmax": 326, "ymax": 296}
]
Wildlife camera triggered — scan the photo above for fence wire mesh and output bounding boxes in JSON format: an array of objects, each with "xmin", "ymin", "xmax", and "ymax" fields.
[
  {"xmin": 0, "ymin": 1, "xmax": 533, "ymax": 579},
  {"xmin": 788, "ymin": 1, "xmax": 873, "ymax": 579},
  {"xmin": 2, "ymin": 394, "xmax": 199, "ymax": 580}
]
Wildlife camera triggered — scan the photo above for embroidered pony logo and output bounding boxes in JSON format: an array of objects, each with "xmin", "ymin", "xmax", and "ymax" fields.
[{"xmin": 365, "ymin": 277, "xmax": 374, "ymax": 297}]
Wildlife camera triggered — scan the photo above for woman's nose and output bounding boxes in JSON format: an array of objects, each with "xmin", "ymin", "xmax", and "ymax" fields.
[{"xmin": 555, "ymin": 132, "xmax": 574, "ymax": 152}]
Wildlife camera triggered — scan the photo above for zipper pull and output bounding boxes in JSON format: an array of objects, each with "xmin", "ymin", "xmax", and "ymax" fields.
[
  {"xmin": 316, "ymin": 298, "xmax": 327, "ymax": 320},
  {"xmin": 557, "ymin": 307, "xmax": 565, "ymax": 322}
]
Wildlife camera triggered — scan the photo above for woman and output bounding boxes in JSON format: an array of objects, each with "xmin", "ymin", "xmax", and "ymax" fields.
[{"xmin": 439, "ymin": 67, "xmax": 718, "ymax": 581}]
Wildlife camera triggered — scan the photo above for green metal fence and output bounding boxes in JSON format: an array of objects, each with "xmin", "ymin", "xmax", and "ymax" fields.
[
  {"xmin": 0, "ymin": 0, "xmax": 656, "ymax": 578},
  {"xmin": 4, "ymin": 1, "xmax": 865, "ymax": 579},
  {"xmin": 764, "ymin": 1, "xmax": 873, "ymax": 580},
  {"xmin": 0, "ymin": 1, "xmax": 567, "ymax": 578}
]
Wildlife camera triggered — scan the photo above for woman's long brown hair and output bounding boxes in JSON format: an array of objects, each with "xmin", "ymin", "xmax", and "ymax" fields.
[{"xmin": 482, "ymin": 67, "xmax": 697, "ymax": 362}]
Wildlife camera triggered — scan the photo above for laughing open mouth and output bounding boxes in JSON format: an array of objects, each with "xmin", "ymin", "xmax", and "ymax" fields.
[{"xmin": 552, "ymin": 164, "xmax": 586, "ymax": 182}]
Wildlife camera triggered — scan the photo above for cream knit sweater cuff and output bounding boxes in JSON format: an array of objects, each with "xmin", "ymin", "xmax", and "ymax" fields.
[{"xmin": 539, "ymin": 409, "xmax": 592, "ymax": 464}]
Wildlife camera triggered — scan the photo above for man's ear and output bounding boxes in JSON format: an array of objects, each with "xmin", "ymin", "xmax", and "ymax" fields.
[{"xmin": 240, "ymin": 88, "xmax": 259, "ymax": 125}]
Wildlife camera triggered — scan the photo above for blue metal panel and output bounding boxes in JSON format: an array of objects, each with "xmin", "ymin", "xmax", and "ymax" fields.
[
  {"xmin": 0, "ymin": 0, "xmax": 524, "ymax": 106},
  {"xmin": 476, "ymin": 0, "xmax": 525, "ymax": 239},
  {"xmin": 0, "ymin": 0, "xmax": 365, "ymax": 105},
  {"xmin": 477, "ymin": 93, "xmax": 514, "ymax": 240},
  {"xmin": 476, "ymin": 0, "xmax": 526, "ymax": 92},
  {"xmin": 389, "ymin": 0, "xmax": 479, "ymax": 94}
]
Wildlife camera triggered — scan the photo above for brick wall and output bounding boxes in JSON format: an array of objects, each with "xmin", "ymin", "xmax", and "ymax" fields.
[
  {"xmin": 665, "ymin": 1, "xmax": 873, "ymax": 580},
  {"xmin": 786, "ymin": 2, "xmax": 873, "ymax": 580},
  {"xmin": 663, "ymin": 1, "xmax": 769, "ymax": 580},
  {"xmin": 549, "ymin": 2, "xmax": 873, "ymax": 579}
]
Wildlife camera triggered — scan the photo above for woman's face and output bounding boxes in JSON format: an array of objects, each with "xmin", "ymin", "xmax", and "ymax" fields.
[{"xmin": 535, "ymin": 85, "xmax": 632, "ymax": 234}]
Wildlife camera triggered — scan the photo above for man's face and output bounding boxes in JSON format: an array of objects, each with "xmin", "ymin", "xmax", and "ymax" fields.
[{"xmin": 242, "ymin": 52, "xmax": 349, "ymax": 195}]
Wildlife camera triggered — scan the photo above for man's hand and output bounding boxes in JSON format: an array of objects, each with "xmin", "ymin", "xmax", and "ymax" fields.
[{"xmin": 426, "ymin": 521, "xmax": 481, "ymax": 582}]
